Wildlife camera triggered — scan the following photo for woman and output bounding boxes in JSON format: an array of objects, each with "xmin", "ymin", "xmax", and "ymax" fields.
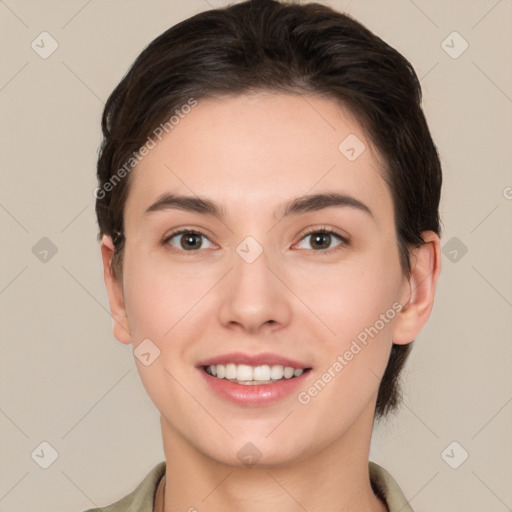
[{"xmin": 91, "ymin": 0, "xmax": 442, "ymax": 510}]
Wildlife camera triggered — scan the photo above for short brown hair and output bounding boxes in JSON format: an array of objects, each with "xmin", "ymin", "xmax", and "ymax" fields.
[{"xmin": 95, "ymin": 0, "xmax": 442, "ymax": 418}]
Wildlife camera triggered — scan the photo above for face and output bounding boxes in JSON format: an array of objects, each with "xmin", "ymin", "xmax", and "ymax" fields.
[{"xmin": 107, "ymin": 92, "xmax": 415, "ymax": 468}]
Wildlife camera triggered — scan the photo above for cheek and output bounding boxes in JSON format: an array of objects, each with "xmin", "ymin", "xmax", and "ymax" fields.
[
  {"xmin": 296, "ymin": 251, "xmax": 402, "ymax": 337},
  {"xmin": 121, "ymin": 251, "xmax": 208, "ymax": 413},
  {"xmin": 121, "ymin": 245, "xmax": 211, "ymax": 339},
  {"xmin": 291, "ymin": 244, "xmax": 403, "ymax": 393},
  {"xmin": 292, "ymin": 265, "xmax": 401, "ymax": 431}
]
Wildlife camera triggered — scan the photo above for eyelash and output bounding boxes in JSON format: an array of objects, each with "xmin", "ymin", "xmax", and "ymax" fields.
[{"xmin": 162, "ymin": 227, "xmax": 349, "ymax": 254}]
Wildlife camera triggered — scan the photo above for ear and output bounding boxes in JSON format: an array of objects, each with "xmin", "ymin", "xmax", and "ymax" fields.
[
  {"xmin": 392, "ymin": 231, "xmax": 442, "ymax": 345},
  {"xmin": 100, "ymin": 235, "xmax": 132, "ymax": 345}
]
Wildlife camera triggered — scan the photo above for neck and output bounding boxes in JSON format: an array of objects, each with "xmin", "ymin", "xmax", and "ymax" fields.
[{"xmin": 159, "ymin": 408, "xmax": 387, "ymax": 512}]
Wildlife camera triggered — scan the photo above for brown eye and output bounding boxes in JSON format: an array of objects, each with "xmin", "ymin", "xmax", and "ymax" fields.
[
  {"xmin": 166, "ymin": 231, "xmax": 214, "ymax": 251},
  {"xmin": 180, "ymin": 233, "xmax": 202, "ymax": 250},
  {"xmin": 295, "ymin": 230, "xmax": 346, "ymax": 251},
  {"xmin": 310, "ymin": 232, "xmax": 332, "ymax": 250}
]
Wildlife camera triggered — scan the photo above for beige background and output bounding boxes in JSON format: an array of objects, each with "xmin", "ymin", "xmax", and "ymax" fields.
[{"xmin": 1, "ymin": 0, "xmax": 511, "ymax": 510}]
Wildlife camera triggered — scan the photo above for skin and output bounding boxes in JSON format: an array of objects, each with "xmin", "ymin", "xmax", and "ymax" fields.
[{"xmin": 101, "ymin": 92, "xmax": 441, "ymax": 512}]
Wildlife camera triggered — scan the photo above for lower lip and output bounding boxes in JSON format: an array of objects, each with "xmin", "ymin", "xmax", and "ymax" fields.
[{"xmin": 198, "ymin": 368, "xmax": 311, "ymax": 407}]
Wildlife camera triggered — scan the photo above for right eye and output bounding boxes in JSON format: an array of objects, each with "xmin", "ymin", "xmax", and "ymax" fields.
[{"xmin": 164, "ymin": 230, "xmax": 216, "ymax": 252}]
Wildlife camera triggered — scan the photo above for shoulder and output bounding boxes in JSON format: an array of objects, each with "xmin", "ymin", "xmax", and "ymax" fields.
[
  {"xmin": 82, "ymin": 461, "xmax": 166, "ymax": 512},
  {"xmin": 369, "ymin": 461, "xmax": 414, "ymax": 512}
]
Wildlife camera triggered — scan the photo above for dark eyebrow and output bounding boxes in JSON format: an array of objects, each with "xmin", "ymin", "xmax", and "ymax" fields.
[
  {"xmin": 144, "ymin": 192, "xmax": 372, "ymax": 219},
  {"xmin": 145, "ymin": 194, "xmax": 224, "ymax": 217},
  {"xmin": 282, "ymin": 192, "xmax": 373, "ymax": 218}
]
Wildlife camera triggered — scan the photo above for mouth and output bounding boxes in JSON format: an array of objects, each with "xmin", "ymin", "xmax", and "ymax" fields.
[
  {"xmin": 196, "ymin": 352, "xmax": 313, "ymax": 406},
  {"xmin": 202, "ymin": 363, "xmax": 311, "ymax": 385}
]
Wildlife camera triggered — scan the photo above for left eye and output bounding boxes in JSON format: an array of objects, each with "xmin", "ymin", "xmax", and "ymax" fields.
[
  {"xmin": 166, "ymin": 231, "xmax": 215, "ymax": 251},
  {"xmin": 295, "ymin": 231, "xmax": 346, "ymax": 251}
]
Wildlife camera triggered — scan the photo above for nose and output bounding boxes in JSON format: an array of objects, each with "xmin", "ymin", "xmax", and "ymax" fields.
[{"xmin": 218, "ymin": 244, "xmax": 292, "ymax": 334}]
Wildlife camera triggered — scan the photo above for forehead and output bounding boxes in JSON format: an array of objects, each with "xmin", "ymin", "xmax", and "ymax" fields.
[{"xmin": 125, "ymin": 92, "xmax": 393, "ymax": 221}]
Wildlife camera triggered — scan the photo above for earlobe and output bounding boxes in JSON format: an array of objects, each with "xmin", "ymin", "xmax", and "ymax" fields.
[
  {"xmin": 100, "ymin": 234, "xmax": 132, "ymax": 345},
  {"xmin": 393, "ymin": 231, "xmax": 442, "ymax": 345}
]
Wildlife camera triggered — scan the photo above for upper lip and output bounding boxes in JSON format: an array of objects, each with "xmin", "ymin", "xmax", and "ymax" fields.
[{"xmin": 197, "ymin": 352, "xmax": 311, "ymax": 369}]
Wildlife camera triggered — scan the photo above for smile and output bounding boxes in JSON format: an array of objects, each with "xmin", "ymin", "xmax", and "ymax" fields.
[{"xmin": 204, "ymin": 363, "xmax": 307, "ymax": 385}]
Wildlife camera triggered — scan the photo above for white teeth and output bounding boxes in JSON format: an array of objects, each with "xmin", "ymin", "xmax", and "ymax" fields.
[
  {"xmin": 253, "ymin": 365, "xmax": 271, "ymax": 381},
  {"xmin": 236, "ymin": 364, "xmax": 253, "ymax": 381},
  {"xmin": 225, "ymin": 363, "xmax": 237, "ymax": 379},
  {"xmin": 283, "ymin": 366, "xmax": 295, "ymax": 379},
  {"xmin": 270, "ymin": 365, "xmax": 284, "ymax": 380},
  {"xmin": 216, "ymin": 364, "xmax": 226, "ymax": 378},
  {"xmin": 206, "ymin": 363, "xmax": 306, "ymax": 383}
]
